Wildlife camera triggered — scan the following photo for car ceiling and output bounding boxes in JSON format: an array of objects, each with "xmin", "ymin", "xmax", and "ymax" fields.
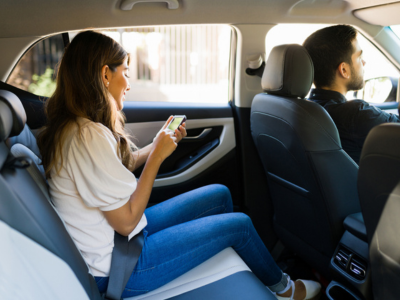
[{"xmin": 1, "ymin": 0, "xmax": 400, "ymax": 39}]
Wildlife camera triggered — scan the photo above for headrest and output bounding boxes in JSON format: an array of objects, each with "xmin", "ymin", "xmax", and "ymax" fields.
[
  {"xmin": 262, "ymin": 44, "xmax": 313, "ymax": 99},
  {"xmin": 0, "ymin": 90, "xmax": 26, "ymax": 138}
]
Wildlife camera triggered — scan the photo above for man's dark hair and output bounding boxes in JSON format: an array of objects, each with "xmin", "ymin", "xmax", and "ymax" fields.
[{"xmin": 303, "ymin": 25, "xmax": 357, "ymax": 88}]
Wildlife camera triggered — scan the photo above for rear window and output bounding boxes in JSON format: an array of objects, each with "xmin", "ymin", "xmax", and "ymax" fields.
[{"xmin": 7, "ymin": 34, "xmax": 64, "ymax": 97}]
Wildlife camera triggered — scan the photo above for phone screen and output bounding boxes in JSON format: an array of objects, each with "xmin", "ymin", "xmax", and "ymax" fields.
[{"xmin": 168, "ymin": 117, "xmax": 184, "ymax": 131}]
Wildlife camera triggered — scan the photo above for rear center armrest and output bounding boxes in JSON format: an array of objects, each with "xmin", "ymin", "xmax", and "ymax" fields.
[{"xmin": 343, "ymin": 212, "xmax": 367, "ymax": 242}]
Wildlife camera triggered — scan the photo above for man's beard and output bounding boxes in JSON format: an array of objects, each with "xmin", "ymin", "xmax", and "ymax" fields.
[{"xmin": 347, "ymin": 64, "xmax": 364, "ymax": 91}]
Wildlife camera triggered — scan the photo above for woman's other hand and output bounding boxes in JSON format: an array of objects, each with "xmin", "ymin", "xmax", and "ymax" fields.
[{"xmin": 174, "ymin": 123, "xmax": 187, "ymax": 143}]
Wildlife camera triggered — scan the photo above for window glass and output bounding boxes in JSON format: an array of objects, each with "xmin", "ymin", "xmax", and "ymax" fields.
[
  {"xmin": 73, "ymin": 25, "xmax": 232, "ymax": 103},
  {"xmin": 7, "ymin": 34, "xmax": 64, "ymax": 97},
  {"xmin": 351, "ymin": 34, "xmax": 399, "ymax": 103},
  {"xmin": 265, "ymin": 24, "xmax": 399, "ymax": 103},
  {"xmin": 8, "ymin": 26, "xmax": 232, "ymax": 103}
]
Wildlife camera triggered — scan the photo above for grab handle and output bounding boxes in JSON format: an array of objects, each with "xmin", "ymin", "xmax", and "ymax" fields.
[
  {"xmin": 120, "ymin": 0, "xmax": 179, "ymax": 10},
  {"xmin": 183, "ymin": 128, "xmax": 212, "ymax": 140}
]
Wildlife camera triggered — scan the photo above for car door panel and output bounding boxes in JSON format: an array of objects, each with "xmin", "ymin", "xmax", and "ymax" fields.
[
  {"xmin": 132, "ymin": 125, "xmax": 223, "ymax": 179},
  {"xmin": 122, "ymin": 103, "xmax": 241, "ymax": 206},
  {"xmin": 126, "ymin": 118, "xmax": 235, "ymax": 187}
]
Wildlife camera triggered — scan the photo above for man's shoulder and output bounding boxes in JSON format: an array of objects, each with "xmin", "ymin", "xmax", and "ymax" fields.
[
  {"xmin": 346, "ymin": 99, "xmax": 368, "ymax": 105},
  {"xmin": 341, "ymin": 99, "xmax": 371, "ymax": 110}
]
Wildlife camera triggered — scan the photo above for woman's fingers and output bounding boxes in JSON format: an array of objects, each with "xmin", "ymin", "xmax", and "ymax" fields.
[
  {"xmin": 162, "ymin": 116, "xmax": 174, "ymax": 130},
  {"xmin": 180, "ymin": 123, "xmax": 187, "ymax": 138},
  {"xmin": 174, "ymin": 124, "xmax": 187, "ymax": 143},
  {"xmin": 174, "ymin": 128, "xmax": 183, "ymax": 142}
]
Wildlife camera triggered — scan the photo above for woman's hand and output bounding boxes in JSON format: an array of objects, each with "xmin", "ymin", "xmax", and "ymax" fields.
[
  {"xmin": 150, "ymin": 129, "xmax": 177, "ymax": 163},
  {"xmin": 156, "ymin": 116, "xmax": 187, "ymax": 144},
  {"xmin": 157, "ymin": 116, "xmax": 187, "ymax": 143}
]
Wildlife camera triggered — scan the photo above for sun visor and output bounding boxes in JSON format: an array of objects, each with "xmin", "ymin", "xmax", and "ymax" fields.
[{"xmin": 354, "ymin": 2, "xmax": 400, "ymax": 26}]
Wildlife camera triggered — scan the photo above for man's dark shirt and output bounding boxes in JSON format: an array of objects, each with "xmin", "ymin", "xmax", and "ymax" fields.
[{"xmin": 309, "ymin": 88, "xmax": 400, "ymax": 164}]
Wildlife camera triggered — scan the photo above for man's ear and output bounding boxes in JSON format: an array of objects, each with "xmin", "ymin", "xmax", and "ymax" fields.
[
  {"xmin": 101, "ymin": 65, "xmax": 110, "ymax": 87},
  {"xmin": 337, "ymin": 62, "xmax": 350, "ymax": 80}
]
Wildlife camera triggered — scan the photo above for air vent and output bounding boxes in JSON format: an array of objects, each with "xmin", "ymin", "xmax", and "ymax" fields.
[
  {"xmin": 333, "ymin": 246, "xmax": 367, "ymax": 280},
  {"xmin": 350, "ymin": 257, "xmax": 367, "ymax": 280},
  {"xmin": 334, "ymin": 247, "xmax": 351, "ymax": 270}
]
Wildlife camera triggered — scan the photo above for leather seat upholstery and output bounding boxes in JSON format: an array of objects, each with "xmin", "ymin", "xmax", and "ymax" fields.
[
  {"xmin": 358, "ymin": 123, "xmax": 400, "ymax": 300},
  {"xmin": 250, "ymin": 44, "xmax": 361, "ymax": 274}
]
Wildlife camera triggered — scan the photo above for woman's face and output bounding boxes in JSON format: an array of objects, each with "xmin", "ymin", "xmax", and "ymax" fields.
[{"xmin": 107, "ymin": 57, "xmax": 130, "ymax": 111}]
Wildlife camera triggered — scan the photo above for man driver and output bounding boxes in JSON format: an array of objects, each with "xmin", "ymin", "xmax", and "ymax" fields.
[{"xmin": 303, "ymin": 24, "xmax": 400, "ymax": 164}]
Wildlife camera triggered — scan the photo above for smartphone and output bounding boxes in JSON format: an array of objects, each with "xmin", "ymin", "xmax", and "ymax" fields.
[{"xmin": 167, "ymin": 115, "xmax": 187, "ymax": 131}]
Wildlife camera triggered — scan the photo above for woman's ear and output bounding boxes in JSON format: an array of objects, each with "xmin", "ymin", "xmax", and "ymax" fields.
[{"xmin": 101, "ymin": 65, "xmax": 110, "ymax": 88}]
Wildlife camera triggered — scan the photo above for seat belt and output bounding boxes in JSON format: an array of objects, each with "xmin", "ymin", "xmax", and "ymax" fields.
[{"xmin": 105, "ymin": 230, "xmax": 145, "ymax": 300}]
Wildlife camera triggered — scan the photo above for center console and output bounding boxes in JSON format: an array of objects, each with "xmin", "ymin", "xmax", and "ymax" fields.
[{"xmin": 326, "ymin": 213, "xmax": 372, "ymax": 300}]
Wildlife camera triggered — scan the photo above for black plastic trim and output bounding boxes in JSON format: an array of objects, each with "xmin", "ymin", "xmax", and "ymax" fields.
[
  {"xmin": 157, "ymin": 138, "xmax": 219, "ymax": 179},
  {"xmin": 62, "ymin": 32, "xmax": 70, "ymax": 48},
  {"xmin": 326, "ymin": 281, "xmax": 363, "ymax": 300}
]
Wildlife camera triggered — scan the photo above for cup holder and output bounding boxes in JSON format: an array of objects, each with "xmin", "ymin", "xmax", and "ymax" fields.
[{"xmin": 327, "ymin": 281, "xmax": 362, "ymax": 300}]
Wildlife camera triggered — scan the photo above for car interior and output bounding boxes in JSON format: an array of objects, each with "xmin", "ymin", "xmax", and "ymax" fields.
[{"xmin": 2, "ymin": 0, "xmax": 400, "ymax": 299}]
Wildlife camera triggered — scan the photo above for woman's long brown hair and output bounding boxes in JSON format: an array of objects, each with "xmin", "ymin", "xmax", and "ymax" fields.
[{"xmin": 37, "ymin": 31, "xmax": 136, "ymax": 178}]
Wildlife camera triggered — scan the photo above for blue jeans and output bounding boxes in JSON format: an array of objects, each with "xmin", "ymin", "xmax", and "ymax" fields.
[{"xmin": 95, "ymin": 184, "xmax": 287, "ymax": 297}]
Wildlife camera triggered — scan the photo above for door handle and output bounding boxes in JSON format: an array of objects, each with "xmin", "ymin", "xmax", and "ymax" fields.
[
  {"xmin": 183, "ymin": 128, "xmax": 212, "ymax": 140},
  {"xmin": 120, "ymin": 0, "xmax": 179, "ymax": 10}
]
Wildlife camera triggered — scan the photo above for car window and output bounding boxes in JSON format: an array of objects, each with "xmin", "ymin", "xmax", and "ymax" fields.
[
  {"xmin": 7, "ymin": 26, "xmax": 232, "ymax": 104},
  {"xmin": 265, "ymin": 24, "xmax": 399, "ymax": 103},
  {"xmin": 7, "ymin": 34, "xmax": 65, "ymax": 97},
  {"xmin": 93, "ymin": 26, "xmax": 232, "ymax": 103}
]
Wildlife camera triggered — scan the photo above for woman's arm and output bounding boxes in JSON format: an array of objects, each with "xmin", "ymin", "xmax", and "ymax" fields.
[
  {"xmin": 103, "ymin": 129, "xmax": 177, "ymax": 236},
  {"xmin": 130, "ymin": 144, "xmax": 152, "ymax": 172}
]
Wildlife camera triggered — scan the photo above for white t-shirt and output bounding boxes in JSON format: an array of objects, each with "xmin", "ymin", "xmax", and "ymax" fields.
[{"xmin": 48, "ymin": 117, "xmax": 147, "ymax": 277}]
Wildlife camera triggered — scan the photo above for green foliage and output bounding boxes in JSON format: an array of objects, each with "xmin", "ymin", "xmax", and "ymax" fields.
[{"xmin": 28, "ymin": 68, "xmax": 56, "ymax": 97}]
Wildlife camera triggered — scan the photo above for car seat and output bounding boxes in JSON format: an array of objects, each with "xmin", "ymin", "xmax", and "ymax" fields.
[
  {"xmin": 358, "ymin": 122, "xmax": 400, "ymax": 300},
  {"xmin": 250, "ymin": 44, "xmax": 361, "ymax": 276}
]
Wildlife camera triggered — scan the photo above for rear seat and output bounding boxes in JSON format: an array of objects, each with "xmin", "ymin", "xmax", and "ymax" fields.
[{"xmin": 0, "ymin": 89, "xmax": 276, "ymax": 300}]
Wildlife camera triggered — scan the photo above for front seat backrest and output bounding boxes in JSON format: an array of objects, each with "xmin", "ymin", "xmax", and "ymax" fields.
[
  {"xmin": 250, "ymin": 44, "xmax": 361, "ymax": 274},
  {"xmin": 358, "ymin": 123, "xmax": 400, "ymax": 300}
]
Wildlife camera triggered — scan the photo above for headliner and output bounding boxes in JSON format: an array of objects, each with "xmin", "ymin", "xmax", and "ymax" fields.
[{"xmin": 0, "ymin": 0, "xmax": 397, "ymax": 39}]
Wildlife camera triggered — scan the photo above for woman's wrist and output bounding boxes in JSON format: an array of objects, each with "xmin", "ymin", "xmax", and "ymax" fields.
[{"xmin": 147, "ymin": 151, "xmax": 164, "ymax": 166}]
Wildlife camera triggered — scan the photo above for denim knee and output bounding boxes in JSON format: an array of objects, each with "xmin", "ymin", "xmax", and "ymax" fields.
[
  {"xmin": 208, "ymin": 184, "xmax": 233, "ymax": 213},
  {"xmin": 231, "ymin": 212, "xmax": 252, "ymax": 230}
]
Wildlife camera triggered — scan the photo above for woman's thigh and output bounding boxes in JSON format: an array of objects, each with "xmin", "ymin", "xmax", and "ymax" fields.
[{"xmin": 144, "ymin": 184, "xmax": 233, "ymax": 235}]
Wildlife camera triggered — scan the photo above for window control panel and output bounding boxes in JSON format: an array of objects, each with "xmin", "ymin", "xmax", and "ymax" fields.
[{"xmin": 334, "ymin": 246, "xmax": 367, "ymax": 280}]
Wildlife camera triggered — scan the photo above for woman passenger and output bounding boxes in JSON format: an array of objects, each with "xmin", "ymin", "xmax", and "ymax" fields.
[{"xmin": 37, "ymin": 30, "xmax": 321, "ymax": 300}]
